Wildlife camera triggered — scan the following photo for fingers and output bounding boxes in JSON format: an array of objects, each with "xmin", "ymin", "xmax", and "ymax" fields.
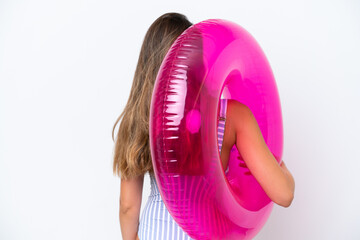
[
  {"xmin": 239, "ymin": 163, "xmax": 252, "ymax": 175},
  {"xmin": 238, "ymin": 162, "xmax": 247, "ymax": 168},
  {"xmin": 237, "ymin": 156, "xmax": 252, "ymax": 175},
  {"xmin": 237, "ymin": 156, "xmax": 247, "ymax": 168}
]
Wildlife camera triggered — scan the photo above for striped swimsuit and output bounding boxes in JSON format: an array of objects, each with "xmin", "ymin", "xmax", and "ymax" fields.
[{"xmin": 137, "ymin": 99, "xmax": 228, "ymax": 239}]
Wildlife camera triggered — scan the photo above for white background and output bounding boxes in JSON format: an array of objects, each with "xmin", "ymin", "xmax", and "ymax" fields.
[{"xmin": 1, "ymin": 0, "xmax": 359, "ymax": 239}]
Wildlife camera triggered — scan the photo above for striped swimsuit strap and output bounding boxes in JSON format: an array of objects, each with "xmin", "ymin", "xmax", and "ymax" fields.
[
  {"xmin": 218, "ymin": 98, "xmax": 227, "ymax": 153},
  {"xmin": 218, "ymin": 98, "xmax": 229, "ymax": 174}
]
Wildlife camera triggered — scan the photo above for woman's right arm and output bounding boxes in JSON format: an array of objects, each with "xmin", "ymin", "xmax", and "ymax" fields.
[{"xmin": 228, "ymin": 100, "xmax": 295, "ymax": 207}]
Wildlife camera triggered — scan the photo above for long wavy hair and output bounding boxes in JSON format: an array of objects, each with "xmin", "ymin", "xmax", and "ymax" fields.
[{"xmin": 112, "ymin": 13, "xmax": 193, "ymax": 180}]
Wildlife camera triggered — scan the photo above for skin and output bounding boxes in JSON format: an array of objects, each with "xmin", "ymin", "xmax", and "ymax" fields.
[
  {"xmin": 119, "ymin": 99, "xmax": 295, "ymax": 239},
  {"xmin": 226, "ymin": 100, "xmax": 295, "ymax": 207},
  {"xmin": 119, "ymin": 174, "xmax": 143, "ymax": 240}
]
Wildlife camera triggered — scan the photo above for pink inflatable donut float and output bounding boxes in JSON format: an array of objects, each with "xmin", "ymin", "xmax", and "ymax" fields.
[{"xmin": 149, "ymin": 19, "xmax": 283, "ymax": 240}]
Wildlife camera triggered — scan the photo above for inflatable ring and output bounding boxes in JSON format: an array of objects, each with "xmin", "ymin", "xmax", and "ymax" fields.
[{"xmin": 149, "ymin": 19, "xmax": 283, "ymax": 240}]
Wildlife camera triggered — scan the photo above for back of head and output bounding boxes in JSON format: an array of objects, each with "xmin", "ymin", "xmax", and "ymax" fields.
[
  {"xmin": 140, "ymin": 13, "xmax": 193, "ymax": 76},
  {"xmin": 113, "ymin": 13, "xmax": 193, "ymax": 180}
]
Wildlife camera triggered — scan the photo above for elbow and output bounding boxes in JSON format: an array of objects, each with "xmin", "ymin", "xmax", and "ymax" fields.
[
  {"xmin": 120, "ymin": 199, "xmax": 135, "ymax": 215},
  {"xmin": 120, "ymin": 201, "xmax": 137, "ymax": 215},
  {"xmin": 275, "ymin": 170, "xmax": 295, "ymax": 208},
  {"xmin": 275, "ymin": 190, "xmax": 294, "ymax": 208},
  {"xmin": 120, "ymin": 205, "xmax": 133, "ymax": 215}
]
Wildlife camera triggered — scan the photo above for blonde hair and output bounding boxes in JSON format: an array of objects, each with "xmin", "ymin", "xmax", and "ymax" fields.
[{"xmin": 112, "ymin": 13, "xmax": 192, "ymax": 180}]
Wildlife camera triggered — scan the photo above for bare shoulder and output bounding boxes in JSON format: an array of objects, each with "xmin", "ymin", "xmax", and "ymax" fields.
[
  {"xmin": 227, "ymin": 99, "xmax": 254, "ymax": 131},
  {"xmin": 227, "ymin": 99, "xmax": 249, "ymax": 112}
]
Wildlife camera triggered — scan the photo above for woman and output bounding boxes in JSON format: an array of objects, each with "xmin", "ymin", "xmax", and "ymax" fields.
[{"xmin": 112, "ymin": 12, "xmax": 295, "ymax": 240}]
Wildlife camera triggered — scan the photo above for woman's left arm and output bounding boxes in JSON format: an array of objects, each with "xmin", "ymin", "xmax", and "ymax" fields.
[{"xmin": 119, "ymin": 174, "xmax": 144, "ymax": 240}]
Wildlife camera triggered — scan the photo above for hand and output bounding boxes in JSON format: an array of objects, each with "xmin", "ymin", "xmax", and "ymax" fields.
[{"xmin": 237, "ymin": 155, "xmax": 252, "ymax": 175}]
